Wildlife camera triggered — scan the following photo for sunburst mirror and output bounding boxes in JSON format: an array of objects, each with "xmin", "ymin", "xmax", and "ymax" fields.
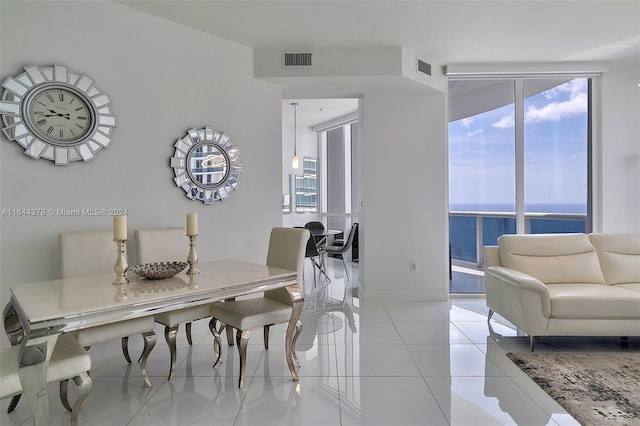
[{"xmin": 170, "ymin": 127, "xmax": 242, "ymax": 204}]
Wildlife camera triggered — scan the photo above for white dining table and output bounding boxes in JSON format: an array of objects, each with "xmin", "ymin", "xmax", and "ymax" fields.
[{"xmin": 7, "ymin": 259, "xmax": 302, "ymax": 426}]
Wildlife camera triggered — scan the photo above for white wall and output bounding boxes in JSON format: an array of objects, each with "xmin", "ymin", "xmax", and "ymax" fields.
[
  {"xmin": 359, "ymin": 92, "xmax": 449, "ymax": 301},
  {"xmin": 0, "ymin": 1, "xmax": 283, "ymax": 309},
  {"xmin": 600, "ymin": 56, "xmax": 640, "ymax": 232}
]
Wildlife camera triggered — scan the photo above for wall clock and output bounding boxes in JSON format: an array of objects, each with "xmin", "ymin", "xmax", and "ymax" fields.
[
  {"xmin": 170, "ymin": 127, "xmax": 242, "ymax": 204},
  {"xmin": 0, "ymin": 64, "xmax": 116, "ymax": 165}
]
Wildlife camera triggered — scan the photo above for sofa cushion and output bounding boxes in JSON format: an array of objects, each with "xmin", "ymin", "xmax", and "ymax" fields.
[
  {"xmin": 498, "ymin": 233, "xmax": 605, "ymax": 285},
  {"xmin": 547, "ymin": 284, "xmax": 640, "ymax": 319},
  {"xmin": 589, "ymin": 233, "xmax": 640, "ymax": 285}
]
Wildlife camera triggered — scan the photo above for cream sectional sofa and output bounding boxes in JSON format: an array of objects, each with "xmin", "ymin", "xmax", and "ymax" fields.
[{"xmin": 484, "ymin": 233, "xmax": 640, "ymax": 351}]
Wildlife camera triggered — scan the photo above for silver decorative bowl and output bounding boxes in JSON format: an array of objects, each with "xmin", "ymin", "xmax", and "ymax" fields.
[{"xmin": 131, "ymin": 262, "xmax": 187, "ymax": 279}]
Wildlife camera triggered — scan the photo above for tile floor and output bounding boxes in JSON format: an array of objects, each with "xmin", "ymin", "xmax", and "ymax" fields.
[{"xmin": 2, "ymin": 258, "xmax": 638, "ymax": 425}]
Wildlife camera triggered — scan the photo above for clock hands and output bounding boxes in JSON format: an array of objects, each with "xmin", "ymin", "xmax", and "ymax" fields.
[
  {"xmin": 46, "ymin": 109, "xmax": 71, "ymax": 119},
  {"xmin": 33, "ymin": 109, "xmax": 72, "ymax": 119}
]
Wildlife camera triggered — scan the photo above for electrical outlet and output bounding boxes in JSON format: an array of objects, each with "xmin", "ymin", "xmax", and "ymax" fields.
[{"xmin": 410, "ymin": 261, "xmax": 417, "ymax": 271}]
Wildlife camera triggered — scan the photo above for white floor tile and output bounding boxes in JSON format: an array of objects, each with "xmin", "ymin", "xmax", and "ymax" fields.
[
  {"xmin": 407, "ymin": 344, "xmax": 506, "ymax": 377},
  {"xmin": 383, "ymin": 302, "xmax": 449, "ymax": 322},
  {"xmin": 235, "ymin": 377, "xmax": 342, "ymax": 426},
  {"xmin": 339, "ymin": 376, "xmax": 448, "ymax": 426},
  {"xmin": 331, "ymin": 320, "xmax": 404, "ymax": 345},
  {"xmin": 336, "ymin": 344, "xmax": 422, "ymax": 377},
  {"xmin": 395, "ymin": 321, "xmax": 474, "ymax": 344},
  {"xmin": 427, "ymin": 376, "xmax": 560, "ymax": 425},
  {"xmin": 128, "ymin": 376, "xmax": 244, "ymax": 426}
]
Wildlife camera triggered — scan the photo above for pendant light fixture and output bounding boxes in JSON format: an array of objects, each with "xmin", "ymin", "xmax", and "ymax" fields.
[{"xmin": 291, "ymin": 102, "xmax": 299, "ymax": 169}]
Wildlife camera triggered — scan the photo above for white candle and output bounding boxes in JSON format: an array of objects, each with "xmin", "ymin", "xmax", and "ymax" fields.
[
  {"xmin": 113, "ymin": 215, "xmax": 127, "ymax": 240},
  {"xmin": 186, "ymin": 212, "xmax": 198, "ymax": 236}
]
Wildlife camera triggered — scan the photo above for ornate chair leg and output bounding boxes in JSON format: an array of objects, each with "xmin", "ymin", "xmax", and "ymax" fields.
[
  {"xmin": 60, "ymin": 379, "xmax": 72, "ymax": 412},
  {"xmin": 121, "ymin": 336, "xmax": 131, "ymax": 363},
  {"xmin": 138, "ymin": 331, "xmax": 157, "ymax": 387},
  {"xmin": 209, "ymin": 318, "xmax": 223, "ymax": 367},
  {"xmin": 292, "ymin": 319, "xmax": 303, "ymax": 367},
  {"xmin": 263, "ymin": 325, "xmax": 271, "ymax": 350},
  {"xmin": 70, "ymin": 372, "xmax": 92, "ymax": 426},
  {"xmin": 186, "ymin": 322, "xmax": 193, "ymax": 345},
  {"xmin": 225, "ymin": 323, "xmax": 234, "ymax": 346},
  {"xmin": 6, "ymin": 395, "xmax": 21, "ymax": 413},
  {"xmin": 164, "ymin": 325, "xmax": 179, "ymax": 381},
  {"xmin": 236, "ymin": 329, "xmax": 250, "ymax": 389}
]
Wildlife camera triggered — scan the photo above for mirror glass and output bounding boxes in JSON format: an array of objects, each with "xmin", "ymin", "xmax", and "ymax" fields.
[
  {"xmin": 187, "ymin": 143, "xmax": 228, "ymax": 188},
  {"xmin": 171, "ymin": 126, "xmax": 242, "ymax": 204}
]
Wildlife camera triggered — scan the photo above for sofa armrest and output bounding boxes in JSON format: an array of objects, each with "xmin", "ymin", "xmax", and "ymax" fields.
[{"xmin": 485, "ymin": 266, "xmax": 551, "ymax": 318}]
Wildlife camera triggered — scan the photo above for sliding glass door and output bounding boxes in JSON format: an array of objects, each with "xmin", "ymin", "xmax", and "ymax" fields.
[{"xmin": 448, "ymin": 77, "xmax": 591, "ymax": 274}]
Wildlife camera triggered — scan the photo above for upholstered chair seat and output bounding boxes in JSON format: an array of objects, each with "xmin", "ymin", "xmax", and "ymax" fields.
[
  {"xmin": 209, "ymin": 298, "xmax": 293, "ymax": 331},
  {"xmin": 1, "ymin": 334, "xmax": 92, "ymax": 424},
  {"xmin": 210, "ymin": 227, "xmax": 308, "ymax": 388},
  {"xmin": 134, "ymin": 227, "xmax": 216, "ymax": 380},
  {"xmin": 59, "ymin": 231, "xmax": 157, "ymax": 390}
]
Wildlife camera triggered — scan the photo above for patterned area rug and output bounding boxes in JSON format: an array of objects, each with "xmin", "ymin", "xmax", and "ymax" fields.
[{"xmin": 507, "ymin": 352, "xmax": 640, "ymax": 426}]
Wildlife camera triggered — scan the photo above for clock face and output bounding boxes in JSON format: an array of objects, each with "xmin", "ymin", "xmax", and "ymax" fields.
[
  {"xmin": 0, "ymin": 64, "xmax": 116, "ymax": 165},
  {"xmin": 26, "ymin": 86, "xmax": 95, "ymax": 144}
]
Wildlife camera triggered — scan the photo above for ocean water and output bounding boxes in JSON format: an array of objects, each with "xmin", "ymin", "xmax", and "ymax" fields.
[
  {"xmin": 450, "ymin": 203, "xmax": 587, "ymax": 214},
  {"xmin": 449, "ymin": 204, "xmax": 587, "ymax": 263}
]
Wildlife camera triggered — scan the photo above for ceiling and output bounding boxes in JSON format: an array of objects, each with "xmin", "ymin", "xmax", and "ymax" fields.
[
  {"xmin": 117, "ymin": 0, "xmax": 639, "ymax": 124},
  {"xmin": 283, "ymin": 98, "xmax": 358, "ymax": 129},
  {"xmin": 118, "ymin": 1, "xmax": 639, "ymax": 64}
]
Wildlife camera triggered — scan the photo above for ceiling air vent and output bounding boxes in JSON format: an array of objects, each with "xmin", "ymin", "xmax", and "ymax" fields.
[
  {"xmin": 417, "ymin": 58, "xmax": 432, "ymax": 76},
  {"xmin": 283, "ymin": 51, "xmax": 314, "ymax": 68}
]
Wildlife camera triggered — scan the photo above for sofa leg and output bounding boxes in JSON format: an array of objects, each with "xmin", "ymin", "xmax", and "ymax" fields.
[
  {"xmin": 487, "ymin": 309, "xmax": 494, "ymax": 322},
  {"xmin": 529, "ymin": 336, "xmax": 538, "ymax": 352}
]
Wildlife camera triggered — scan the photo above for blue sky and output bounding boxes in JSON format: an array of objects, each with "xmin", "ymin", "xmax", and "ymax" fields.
[{"xmin": 449, "ymin": 79, "xmax": 588, "ymax": 212}]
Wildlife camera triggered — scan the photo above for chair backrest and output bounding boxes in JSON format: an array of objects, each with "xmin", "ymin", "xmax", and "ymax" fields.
[
  {"xmin": 304, "ymin": 221, "xmax": 325, "ymax": 233},
  {"xmin": 295, "ymin": 226, "xmax": 321, "ymax": 257},
  {"xmin": 59, "ymin": 230, "xmax": 114, "ymax": 278},
  {"xmin": 336, "ymin": 223, "xmax": 358, "ymax": 253},
  {"xmin": 265, "ymin": 227, "xmax": 309, "ymax": 304},
  {"xmin": 134, "ymin": 227, "xmax": 186, "ymax": 264}
]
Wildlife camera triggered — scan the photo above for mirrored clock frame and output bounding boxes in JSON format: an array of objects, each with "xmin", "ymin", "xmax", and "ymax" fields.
[
  {"xmin": 0, "ymin": 64, "xmax": 116, "ymax": 165},
  {"xmin": 170, "ymin": 126, "xmax": 242, "ymax": 204}
]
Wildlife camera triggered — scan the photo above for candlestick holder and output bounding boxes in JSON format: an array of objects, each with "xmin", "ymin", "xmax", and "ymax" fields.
[
  {"xmin": 113, "ymin": 239, "xmax": 129, "ymax": 285},
  {"xmin": 186, "ymin": 234, "xmax": 199, "ymax": 275},
  {"xmin": 188, "ymin": 273, "xmax": 198, "ymax": 289}
]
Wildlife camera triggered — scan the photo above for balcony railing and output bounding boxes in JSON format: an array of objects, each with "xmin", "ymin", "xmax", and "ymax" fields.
[{"xmin": 449, "ymin": 210, "xmax": 587, "ymax": 268}]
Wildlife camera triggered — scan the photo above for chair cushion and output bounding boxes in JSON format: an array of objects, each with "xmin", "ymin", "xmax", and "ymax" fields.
[
  {"xmin": 154, "ymin": 305, "xmax": 211, "ymax": 327},
  {"xmin": 1, "ymin": 334, "xmax": 91, "ymax": 398},
  {"xmin": 498, "ymin": 233, "xmax": 605, "ymax": 284},
  {"xmin": 210, "ymin": 298, "xmax": 292, "ymax": 330},
  {"xmin": 71, "ymin": 316, "xmax": 155, "ymax": 346},
  {"xmin": 547, "ymin": 284, "xmax": 640, "ymax": 319},
  {"xmin": 589, "ymin": 233, "xmax": 640, "ymax": 285}
]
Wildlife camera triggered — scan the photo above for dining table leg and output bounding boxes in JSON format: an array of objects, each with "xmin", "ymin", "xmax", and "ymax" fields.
[
  {"xmin": 18, "ymin": 333, "xmax": 59, "ymax": 426},
  {"xmin": 284, "ymin": 284, "xmax": 304, "ymax": 380}
]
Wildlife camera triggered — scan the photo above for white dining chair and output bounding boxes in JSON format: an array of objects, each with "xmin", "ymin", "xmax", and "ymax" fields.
[
  {"xmin": 134, "ymin": 227, "xmax": 215, "ymax": 381},
  {"xmin": 209, "ymin": 227, "xmax": 307, "ymax": 388},
  {"xmin": 59, "ymin": 231, "xmax": 157, "ymax": 391},
  {"xmin": 2, "ymin": 302, "xmax": 92, "ymax": 425}
]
